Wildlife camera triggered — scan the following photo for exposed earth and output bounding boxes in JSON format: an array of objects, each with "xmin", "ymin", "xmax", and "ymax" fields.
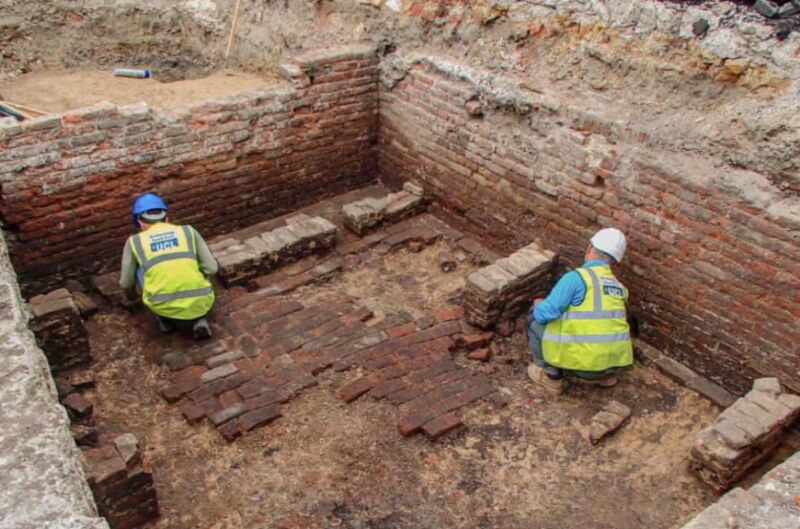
[
  {"xmin": 0, "ymin": 69, "xmax": 274, "ymax": 113},
  {"xmin": 82, "ymin": 236, "xmax": 721, "ymax": 529}
]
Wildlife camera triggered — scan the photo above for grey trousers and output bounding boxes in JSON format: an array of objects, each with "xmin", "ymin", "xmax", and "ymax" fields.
[{"xmin": 527, "ymin": 318, "xmax": 617, "ymax": 380}]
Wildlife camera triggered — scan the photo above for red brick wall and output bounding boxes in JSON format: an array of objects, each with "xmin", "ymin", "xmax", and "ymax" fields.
[
  {"xmin": 379, "ymin": 61, "xmax": 800, "ymax": 395},
  {"xmin": 0, "ymin": 44, "xmax": 379, "ymax": 296}
]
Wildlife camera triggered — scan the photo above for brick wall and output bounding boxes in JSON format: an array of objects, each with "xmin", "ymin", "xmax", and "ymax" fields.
[
  {"xmin": 379, "ymin": 58, "xmax": 800, "ymax": 395},
  {"xmin": 0, "ymin": 43, "xmax": 379, "ymax": 296},
  {"xmin": 2, "ymin": 43, "xmax": 798, "ymax": 395}
]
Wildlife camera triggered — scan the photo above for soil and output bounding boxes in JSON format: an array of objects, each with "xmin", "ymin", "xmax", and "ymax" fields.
[
  {"xmin": 83, "ymin": 234, "xmax": 722, "ymax": 529},
  {"xmin": 0, "ymin": 68, "xmax": 276, "ymax": 113}
]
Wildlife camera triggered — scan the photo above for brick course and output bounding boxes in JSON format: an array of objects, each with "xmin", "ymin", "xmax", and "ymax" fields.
[
  {"xmin": 27, "ymin": 288, "xmax": 91, "ymax": 372},
  {"xmin": 0, "ymin": 44, "xmax": 379, "ymax": 296},
  {"xmin": 378, "ymin": 57, "xmax": 800, "ymax": 395},
  {"xmin": 3, "ymin": 44, "xmax": 798, "ymax": 397}
]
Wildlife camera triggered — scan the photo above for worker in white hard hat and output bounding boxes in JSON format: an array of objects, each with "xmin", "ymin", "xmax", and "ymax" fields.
[{"xmin": 526, "ymin": 228, "xmax": 633, "ymax": 395}]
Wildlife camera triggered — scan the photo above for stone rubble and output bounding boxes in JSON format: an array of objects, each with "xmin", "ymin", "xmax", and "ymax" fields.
[
  {"xmin": 342, "ymin": 182, "xmax": 426, "ymax": 236},
  {"xmin": 463, "ymin": 241, "xmax": 558, "ymax": 329},
  {"xmin": 210, "ymin": 215, "xmax": 338, "ymax": 286},
  {"xmin": 82, "ymin": 433, "xmax": 159, "ymax": 529},
  {"xmin": 587, "ymin": 401, "xmax": 632, "ymax": 445},
  {"xmin": 28, "ymin": 288, "xmax": 91, "ymax": 372},
  {"xmin": 438, "ymin": 251, "xmax": 458, "ymax": 272},
  {"xmin": 690, "ymin": 377, "xmax": 800, "ymax": 492}
]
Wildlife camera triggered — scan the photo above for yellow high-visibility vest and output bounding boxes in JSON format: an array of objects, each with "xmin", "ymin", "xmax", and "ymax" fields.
[
  {"xmin": 128, "ymin": 222, "xmax": 215, "ymax": 320},
  {"xmin": 542, "ymin": 266, "xmax": 633, "ymax": 372}
]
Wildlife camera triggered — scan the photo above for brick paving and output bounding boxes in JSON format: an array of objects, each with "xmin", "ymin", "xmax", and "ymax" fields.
[
  {"xmin": 157, "ymin": 293, "xmax": 496, "ymax": 442},
  {"xmin": 149, "ymin": 199, "xmax": 503, "ymax": 442}
]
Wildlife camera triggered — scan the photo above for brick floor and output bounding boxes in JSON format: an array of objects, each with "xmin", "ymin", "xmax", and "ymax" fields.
[
  {"xmin": 157, "ymin": 289, "xmax": 496, "ymax": 441},
  {"xmin": 150, "ymin": 196, "xmax": 499, "ymax": 442}
]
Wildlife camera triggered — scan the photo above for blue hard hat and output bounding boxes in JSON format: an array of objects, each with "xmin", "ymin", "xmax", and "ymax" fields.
[{"xmin": 131, "ymin": 193, "xmax": 168, "ymax": 226}]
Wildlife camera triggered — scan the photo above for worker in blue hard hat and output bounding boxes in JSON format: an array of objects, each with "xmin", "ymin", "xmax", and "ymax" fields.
[{"xmin": 119, "ymin": 192, "xmax": 219, "ymax": 339}]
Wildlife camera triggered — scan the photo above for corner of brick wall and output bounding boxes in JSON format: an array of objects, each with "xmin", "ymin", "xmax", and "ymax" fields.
[
  {"xmin": 0, "ymin": 43, "xmax": 380, "ymax": 296},
  {"xmin": 0, "ymin": 230, "xmax": 109, "ymax": 529},
  {"xmin": 377, "ymin": 55, "xmax": 800, "ymax": 396}
]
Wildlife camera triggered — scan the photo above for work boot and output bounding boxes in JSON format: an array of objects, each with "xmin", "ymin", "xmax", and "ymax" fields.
[
  {"xmin": 576, "ymin": 374, "xmax": 618, "ymax": 387},
  {"xmin": 156, "ymin": 316, "xmax": 175, "ymax": 334},
  {"xmin": 192, "ymin": 318, "xmax": 212, "ymax": 340},
  {"xmin": 527, "ymin": 364, "xmax": 564, "ymax": 395}
]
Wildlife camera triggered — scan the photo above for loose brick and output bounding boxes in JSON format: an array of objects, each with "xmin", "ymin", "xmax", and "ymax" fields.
[
  {"xmin": 422, "ymin": 413, "xmax": 463, "ymax": 440},
  {"xmin": 209, "ymin": 402, "xmax": 248, "ymax": 427},
  {"xmin": 200, "ymin": 363, "xmax": 239, "ymax": 383},
  {"xmin": 369, "ymin": 379, "xmax": 407, "ymax": 399},
  {"xmin": 460, "ymin": 333, "xmax": 491, "ymax": 351},
  {"xmin": 433, "ymin": 307, "xmax": 464, "ymax": 322},
  {"xmin": 169, "ymin": 365, "xmax": 207, "ymax": 385},
  {"xmin": 239, "ymin": 404, "xmax": 282, "ymax": 431},
  {"xmin": 189, "ymin": 372, "xmax": 251, "ymax": 402},
  {"xmin": 386, "ymin": 322, "xmax": 417, "ymax": 339},
  {"xmin": 218, "ymin": 390, "xmax": 243, "ymax": 408},
  {"xmin": 397, "ymin": 408, "xmax": 438, "ymax": 437},
  {"xmin": 181, "ymin": 399, "xmax": 221, "ymax": 424},
  {"xmin": 246, "ymin": 389, "xmax": 290, "ymax": 410},
  {"xmin": 338, "ymin": 376, "xmax": 378, "ymax": 403},
  {"xmin": 218, "ymin": 421, "xmax": 241, "ymax": 442},
  {"xmin": 63, "ymin": 393, "xmax": 93, "ymax": 420},
  {"xmin": 467, "ymin": 348, "xmax": 491, "ymax": 362}
]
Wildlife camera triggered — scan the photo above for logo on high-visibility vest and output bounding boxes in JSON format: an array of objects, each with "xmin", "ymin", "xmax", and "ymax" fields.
[
  {"xmin": 149, "ymin": 231, "xmax": 179, "ymax": 252},
  {"xmin": 601, "ymin": 276, "xmax": 625, "ymax": 297}
]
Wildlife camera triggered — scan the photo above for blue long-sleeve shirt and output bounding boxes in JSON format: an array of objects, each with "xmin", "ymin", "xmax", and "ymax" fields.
[{"xmin": 532, "ymin": 259, "xmax": 608, "ymax": 324}]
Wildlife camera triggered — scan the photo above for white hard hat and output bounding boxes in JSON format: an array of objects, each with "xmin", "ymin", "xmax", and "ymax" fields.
[{"xmin": 590, "ymin": 228, "xmax": 626, "ymax": 262}]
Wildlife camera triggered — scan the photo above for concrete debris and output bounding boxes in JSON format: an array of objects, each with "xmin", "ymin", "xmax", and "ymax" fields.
[
  {"xmin": 755, "ymin": 0, "xmax": 781, "ymax": 18},
  {"xmin": 779, "ymin": 0, "xmax": 800, "ymax": 17},
  {"xmin": 690, "ymin": 378, "xmax": 800, "ymax": 492},
  {"xmin": 437, "ymin": 251, "xmax": 457, "ymax": 272},
  {"xmin": 587, "ymin": 401, "xmax": 632, "ymax": 445}
]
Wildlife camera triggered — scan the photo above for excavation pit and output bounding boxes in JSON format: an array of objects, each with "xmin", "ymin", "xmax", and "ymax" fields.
[
  {"xmin": 2, "ymin": 2, "xmax": 800, "ymax": 528},
  {"xmin": 74, "ymin": 188, "xmax": 721, "ymax": 529}
]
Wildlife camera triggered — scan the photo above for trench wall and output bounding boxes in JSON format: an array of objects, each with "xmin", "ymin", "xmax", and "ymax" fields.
[
  {"xmin": 379, "ymin": 58, "xmax": 800, "ymax": 395},
  {"xmin": 0, "ymin": 44, "xmax": 379, "ymax": 296},
  {"xmin": 0, "ymin": 229, "xmax": 108, "ymax": 529}
]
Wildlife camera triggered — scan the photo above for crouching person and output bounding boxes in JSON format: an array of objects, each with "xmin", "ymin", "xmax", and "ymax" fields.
[
  {"xmin": 119, "ymin": 192, "xmax": 218, "ymax": 340},
  {"xmin": 527, "ymin": 228, "xmax": 633, "ymax": 395}
]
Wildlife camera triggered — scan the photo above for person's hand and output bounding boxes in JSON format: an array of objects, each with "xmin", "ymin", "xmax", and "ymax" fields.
[{"xmin": 531, "ymin": 297, "xmax": 544, "ymax": 310}]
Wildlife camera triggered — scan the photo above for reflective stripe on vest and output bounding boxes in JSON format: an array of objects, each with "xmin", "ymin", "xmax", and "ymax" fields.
[
  {"xmin": 147, "ymin": 286, "xmax": 214, "ymax": 304},
  {"xmin": 542, "ymin": 266, "xmax": 633, "ymax": 372}
]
